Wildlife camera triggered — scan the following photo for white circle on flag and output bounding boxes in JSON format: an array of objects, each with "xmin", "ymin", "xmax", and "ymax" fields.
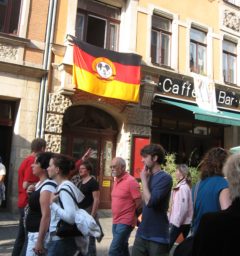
[{"xmin": 96, "ymin": 61, "xmax": 113, "ymax": 79}]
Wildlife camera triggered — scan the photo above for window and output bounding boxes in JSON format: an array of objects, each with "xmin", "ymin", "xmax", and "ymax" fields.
[
  {"xmin": 151, "ymin": 15, "xmax": 172, "ymax": 66},
  {"xmin": 225, "ymin": 0, "xmax": 240, "ymax": 7},
  {"xmin": 223, "ymin": 40, "xmax": 237, "ymax": 84},
  {"xmin": 190, "ymin": 28, "xmax": 207, "ymax": 75},
  {"xmin": 0, "ymin": 0, "xmax": 22, "ymax": 34},
  {"xmin": 76, "ymin": 0, "xmax": 120, "ymax": 51}
]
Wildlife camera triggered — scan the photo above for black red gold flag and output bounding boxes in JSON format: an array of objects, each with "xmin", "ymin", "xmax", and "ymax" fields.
[{"xmin": 71, "ymin": 38, "xmax": 142, "ymax": 102}]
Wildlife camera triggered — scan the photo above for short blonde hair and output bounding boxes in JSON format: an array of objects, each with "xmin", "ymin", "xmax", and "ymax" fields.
[{"xmin": 223, "ymin": 153, "xmax": 240, "ymax": 201}]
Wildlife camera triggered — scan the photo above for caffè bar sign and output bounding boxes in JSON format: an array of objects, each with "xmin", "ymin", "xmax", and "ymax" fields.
[{"xmin": 157, "ymin": 75, "xmax": 240, "ymax": 108}]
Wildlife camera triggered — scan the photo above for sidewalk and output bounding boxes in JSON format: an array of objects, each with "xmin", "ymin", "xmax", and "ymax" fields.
[
  {"xmin": 0, "ymin": 209, "xmax": 137, "ymax": 256},
  {"xmin": 0, "ymin": 209, "xmax": 175, "ymax": 256}
]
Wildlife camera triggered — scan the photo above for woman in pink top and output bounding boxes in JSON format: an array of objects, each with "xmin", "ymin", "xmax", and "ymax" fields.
[{"xmin": 168, "ymin": 164, "xmax": 193, "ymax": 249}]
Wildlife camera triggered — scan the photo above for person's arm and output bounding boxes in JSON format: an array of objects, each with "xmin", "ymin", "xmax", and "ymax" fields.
[
  {"xmin": 140, "ymin": 168, "xmax": 151, "ymax": 205},
  {"xmin": 23, "ymin": 157, "xmax": 38, "ymax": 189},
  {"xmin": 134, "ymin": 197, "xmax": 142, "ymax": 213},
  {"xmin": 91, "ymin": 190, "xmax": 100, "ymax": 218},
  {"xmin": 219, "ymin": 188, "xmax": 231, "ymax": 210},
  {"xmin": 75, "ymin": 148, "xmax": 93, "ymax": 171},
  {"xmin": 0, "ymin": 175, "xmax": 4, "ymax": 183},
  {"xmin": 34, "ymin": 190, "xmax": 52, "ymax": 254},
  {"xmin": 50, "ymin": 190, "xmax": 76, "ymax": 224}
]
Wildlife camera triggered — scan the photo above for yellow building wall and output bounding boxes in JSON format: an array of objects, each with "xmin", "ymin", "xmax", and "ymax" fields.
[
  {"xmin": 136, "ymin": 11, "xmax": 148, "ymax": 60},
  {"xmin": 54, "ymin": 0, "xmax": 68, "ymax": 45},
  {"xmin": 139, "ymin": 0, "xmax": 219, "ymax": 29},
  {"xmin": 178, "ymin": 25, "xmax": 187, "ymax": 75},
  {"xmin": 137, "ymin": 0, "xmax": 221, "ymax": 79},
  {"xmin": 213, "ymin": 37, "xmax": 221, "ymax": 80},
  {"xmin": 27, "ymin": 0, "xmax": 50, "ymax": 41}
]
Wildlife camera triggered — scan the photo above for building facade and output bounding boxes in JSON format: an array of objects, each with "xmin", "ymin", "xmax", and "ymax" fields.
[
  {"xmin": 137, "ymin": 0, "xmax": 240, "ymax": 165},
  {"xmin": 0, "ymin": 0, "xmax": 53, "ymax": 210},
  {"xmin": 45, "ymin": 0, "xmax": 240, "ymax": 209},
  {"xmin": 2, "ymin": 0, "xmax": 240, "ymax": 211}
]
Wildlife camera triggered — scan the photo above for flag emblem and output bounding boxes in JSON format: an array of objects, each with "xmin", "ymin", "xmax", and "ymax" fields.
[{"xmin": 92, "ymin": 57, "xmax": 116, "ymax": 80}]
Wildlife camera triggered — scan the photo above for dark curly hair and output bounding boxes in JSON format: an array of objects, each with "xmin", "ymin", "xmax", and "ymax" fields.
[
  {"xmin": 140, "ymin": 144, "xmax": 165, "ymax": 164},
  {"xmin": 199, "ymin": 147, "xmax": 229, "ymax": 180}
]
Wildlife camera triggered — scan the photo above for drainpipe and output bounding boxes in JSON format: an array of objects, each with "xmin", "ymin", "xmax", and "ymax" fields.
[{"xmin": 36, "ymin": 0, "xmax": 58, "ymax": 138}]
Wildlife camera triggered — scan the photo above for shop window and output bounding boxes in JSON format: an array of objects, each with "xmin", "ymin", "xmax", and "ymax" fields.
[
  {"xmin": 190, "ymin": 28, "xmax": 207, "ymax": 75},
  {"xmin": 0, "ymin": 0, "xmax": 22, "ymax": 34},
  {"xmin": 76, "ymin": 0, "xmax": 120, "ymax": 51},
  {"xmin": 225, "ymin": 0, "xmax": 240, "ymax": 7},
  {"xmin": 151, "ymin": 14, "xmax": 172, "ymax": 67},
  {"xmin": 223, "ymin": 39, "xmax": 237, "ymax": 85}
]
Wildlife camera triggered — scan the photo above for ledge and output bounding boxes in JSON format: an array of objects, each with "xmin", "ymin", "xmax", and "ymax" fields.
[
  {"xmin": 0, "ymin": 32, "xmax": 30, "ymax": 47},
  {"xmin": 0, "ymin": 61, "xmax": 47, "ymax": 78}
]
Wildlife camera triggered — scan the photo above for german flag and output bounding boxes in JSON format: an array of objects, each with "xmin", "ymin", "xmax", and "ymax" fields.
[{"xmin": 72, "ymin": 38, "xmax": 142, "ymax": 102}]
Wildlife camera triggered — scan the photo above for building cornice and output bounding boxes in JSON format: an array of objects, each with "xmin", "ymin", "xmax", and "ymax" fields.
[{"xmin": 0, "ymin": 61, "xmax": 47, "ymax": 78}]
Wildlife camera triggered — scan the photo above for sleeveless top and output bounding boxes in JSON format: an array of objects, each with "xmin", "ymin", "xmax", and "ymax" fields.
[
  {"xmin": 26, "ymin": 180, "xmax": 57, "ymax": 232},
  {"xmin": 192, "ymin": 176, "xmax": 228, "ymax": 234}
]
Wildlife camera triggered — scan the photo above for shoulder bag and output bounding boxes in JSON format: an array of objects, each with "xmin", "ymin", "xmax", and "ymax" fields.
[{"xmin": 55, "ymin": 186, "xmax": 82, "ymax": 237}]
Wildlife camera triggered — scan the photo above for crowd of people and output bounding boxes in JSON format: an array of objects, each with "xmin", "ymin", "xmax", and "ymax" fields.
[{"xmin": 9, "ymin": 138, "xmax": 240, "ymax": 256}]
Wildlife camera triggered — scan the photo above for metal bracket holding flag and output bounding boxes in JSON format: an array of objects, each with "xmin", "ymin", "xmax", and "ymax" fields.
[{"xmin": 67, "ymin": 35, "xmax": 142, "ymax": 103}]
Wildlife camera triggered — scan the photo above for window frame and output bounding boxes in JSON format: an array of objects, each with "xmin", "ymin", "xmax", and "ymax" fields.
[
  {"xmin": 190, "ymin": 27, "xmax": 207, "ymax": 75},
  {"xmin": 222, "ymin": 39, "xmax": 237, "ymax": 85},
  {"xmin": 151, "ymin": 14, "xmax": 172, "ymax": 67},
  {"xmin": 76, "ymin": 5, "xmax": 120, "ymax": 51}
]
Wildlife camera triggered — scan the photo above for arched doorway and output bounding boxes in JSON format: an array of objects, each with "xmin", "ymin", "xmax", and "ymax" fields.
[{"xmin": 61, "ymin": 105, "xmax": 118, "ymax": 208}]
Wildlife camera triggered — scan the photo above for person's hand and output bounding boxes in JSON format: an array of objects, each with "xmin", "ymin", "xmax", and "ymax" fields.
[
  {"xmin": 27, "ymin": 184, "xmax": 35, "ymax": 194},
  {"xmin": 33, "ymin": 242, "xmax": 46, "ymax": 255},
  {"xmin": 50, "ymin": 193, "xmax": 59, "ymax": 204},
  {"xmin": 81, "ymin": 148, "xmax": 93, "ymax": 161},
  {"xmin": 140, "ymin": 165, "xmax": 151, "ymax": 181}
]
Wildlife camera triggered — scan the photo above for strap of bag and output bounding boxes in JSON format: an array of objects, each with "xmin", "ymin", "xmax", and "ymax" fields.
[
  {"xmin": 38, "ymin": 181, "xmax": 57, "ymax": 191},
  {"xmin": 57, "ymin": 185, "xmax": 80, "ymax": 209}
]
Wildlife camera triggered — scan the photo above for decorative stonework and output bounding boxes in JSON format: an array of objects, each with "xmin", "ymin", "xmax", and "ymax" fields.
[
  {"xmin": 44, "ymin": 134, "xmax": 62, "ymax": 152},
  {"xmin": 45, "ymin": 93, "xmax": 72, "ymax": 152},
  {"xmin": 0, "ymin": 43, "xmax": 18, "ymax": 61},
  {"xmin": 223, "ymin": 9, "xmax": 240, "ymax": 32},
  {"xmin": 45, "ymin": 113, "xmax": 63, "ymax": 134},
  {"xmin": 125, "ymin": 106, "xmax": 152, "ymax": 126},
  {"xmin": 47, "ymin": 93, "xmax": 72, "ymax": 113}
]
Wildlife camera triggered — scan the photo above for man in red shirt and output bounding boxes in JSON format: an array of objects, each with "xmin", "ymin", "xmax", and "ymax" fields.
[
  {"xmin": 12, "ymin": 138, "xmax": 46, "ymax": 256},
  {"xmin": 109, "ymin": 157, "xmax": 142, "ymax": 256}
]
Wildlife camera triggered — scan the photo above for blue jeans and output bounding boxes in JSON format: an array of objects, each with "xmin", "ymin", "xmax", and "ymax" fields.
[
  {"xmin": 47, "ymin": 237, "xmax": 77, "ymax": 256},
  {"xmin": 108, "ymin": 224, "xmax": 133, "ymax": 256}
]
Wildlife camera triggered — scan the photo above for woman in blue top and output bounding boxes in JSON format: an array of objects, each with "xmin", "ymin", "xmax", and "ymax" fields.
[{"xmin": 192, "ymin": 147, "xmax": 231, "ymax": 234}]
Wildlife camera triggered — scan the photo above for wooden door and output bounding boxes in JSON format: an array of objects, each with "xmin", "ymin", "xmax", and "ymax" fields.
[
  {"xmin": 62, "ymin": 132, "xmax": 115, "ymax": 209},
  {"xmin": 62, "ymin": 105, "xmax": 118, "ymax": 209}
]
